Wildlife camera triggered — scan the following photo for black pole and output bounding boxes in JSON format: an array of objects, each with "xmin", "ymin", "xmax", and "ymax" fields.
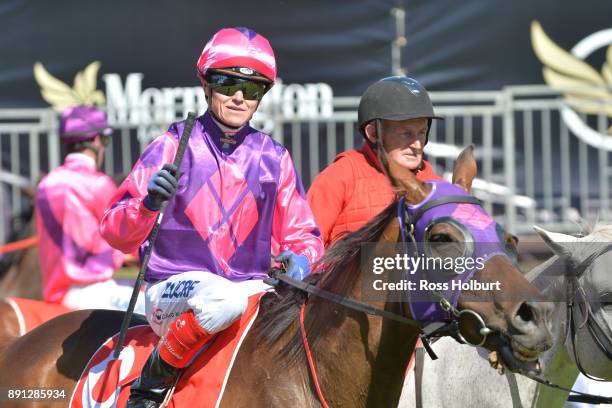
[{"xmin": 112, "ymin": 112, "xmax": 197, "ymax": 359}]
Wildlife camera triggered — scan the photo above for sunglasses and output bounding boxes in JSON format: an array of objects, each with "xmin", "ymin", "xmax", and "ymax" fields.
[{"xmin": 205, "ymin": 73, "xmax": 270, "ymax": 101}]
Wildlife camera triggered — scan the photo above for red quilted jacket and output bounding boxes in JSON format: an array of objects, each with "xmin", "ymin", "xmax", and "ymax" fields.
[{"xmin": 307, "ymin": 143, "xmax": 442, "ymax": 248}]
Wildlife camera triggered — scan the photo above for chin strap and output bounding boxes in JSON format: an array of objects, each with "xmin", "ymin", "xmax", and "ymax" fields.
[{"xmin": 374, "ymin": 119, "xmax": 397, "ymax": 187}]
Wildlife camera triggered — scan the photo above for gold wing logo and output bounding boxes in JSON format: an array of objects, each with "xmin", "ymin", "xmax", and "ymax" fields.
[
  {"xmin": 33, "ymin": 61, "xmax": 106, "ymax": 111},
  {"xmin": 531, "ymin": 21, "xmax": 612, "ymax": 149}
]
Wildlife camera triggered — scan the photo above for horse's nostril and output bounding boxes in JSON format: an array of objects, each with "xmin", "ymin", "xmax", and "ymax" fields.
[{"xmin": 516, "ymin": 302, "xmax": 534, "ymax": 322}]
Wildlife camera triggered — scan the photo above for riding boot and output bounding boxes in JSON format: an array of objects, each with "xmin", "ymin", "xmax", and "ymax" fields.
[
  {"xmin": 126, "ymin": 310, "xmax": 214, "ymax": 407},
  {"xmin": 125, "ymin": 347, "xmax": 179, "ymax": 408}
]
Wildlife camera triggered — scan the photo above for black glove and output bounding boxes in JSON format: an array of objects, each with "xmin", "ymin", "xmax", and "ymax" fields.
[{"xmin": 143, "ymin": 163, "xmax": 178, "ymax": 211}]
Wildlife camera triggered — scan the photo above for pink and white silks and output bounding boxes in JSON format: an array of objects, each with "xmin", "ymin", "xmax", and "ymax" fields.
[{"xmin": 35, "ymin": 153, "xmax": 142, "ymax": 311}]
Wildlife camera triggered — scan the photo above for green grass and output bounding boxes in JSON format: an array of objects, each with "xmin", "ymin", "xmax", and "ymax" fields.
[{"xmin": 115, "ymin": 266, "xmax": 139, "ymax": 280}]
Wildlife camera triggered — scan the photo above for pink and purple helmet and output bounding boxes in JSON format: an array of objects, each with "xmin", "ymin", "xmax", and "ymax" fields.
[
  {"xmin": 196, "ymin": 27, "xmax": 277, "ymax": 83},
  {"xmin": 59, "ymin": 105, "xmax": 112, "ymax": 143}
]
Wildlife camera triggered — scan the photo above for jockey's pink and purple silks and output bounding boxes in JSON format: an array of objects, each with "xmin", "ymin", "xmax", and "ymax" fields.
[
  {"xmin": 101, "ymin": 112, "xmax": 323, "ymax": 283},
  {"xmin": 35, "ymin": 153, "xmax": 124, "ymax": 303},
  {"xmin": 196, "ymin": 27, "xmax": 277, "ymax": 81},
  {"xmin": 60, "ymin": 106, "xmax": 112, "ymax": 143},
  {"xmin": 402, "ymin": 181, "xmax": 507, "ymax": 322}
]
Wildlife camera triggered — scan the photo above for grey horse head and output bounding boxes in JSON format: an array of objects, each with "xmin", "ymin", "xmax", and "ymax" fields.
[{"xmin": 532, "ymin": 225, "xmax": 612, "ymax": 381}]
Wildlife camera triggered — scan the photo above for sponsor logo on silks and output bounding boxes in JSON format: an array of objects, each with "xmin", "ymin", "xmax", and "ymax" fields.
[
  {"xmin": 153, "ymin": 308, "xmax": 163, "ymax": 325},
  {"xmin": 161, "ymin": 280, "xmax": 200, "ymax": 299},
  {"xmin": 152, "ymin": 308, "xmax": 181, "ymax": 324}
]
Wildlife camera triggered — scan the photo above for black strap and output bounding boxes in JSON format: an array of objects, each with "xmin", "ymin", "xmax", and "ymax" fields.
[
  {"xmin": 269, "ymin": 271, "xmax": 449, "ymax": 362},
  {"xmin": 521, "ymin": 371, "xmax": 612, "ymax": 404},
  {"xmin": 532, "ymin": 243, "xmax": 612, "ymax": 383},
  {"xmin": 569, "ymin": 299, "xmax": 612, "ymax": 382},
  {"xmin": 414, "ymin": 346, "xmax": 424, "ymax": 408},
  {"xmin": 419, "ymin": 335, "xmax": 438, "ymax": 360},
  {"xmin": 566, "ymin": 244, "xmax": 612, "ymax": 381},
  {"xmin": 567, "ymin": 393, "xmax": 612, "ymax": 404},
  {"xmin": 269, "ymin": 271, "xmax": 424, "ymax": 329},
  {"xmin": 515, "ymin": 301, "xmax": 612, "ymax": 404},
  {"xmin": 586, "ymin": 315, "xmax": 612, "ymax": 361},
  {"xmin": 112, "ymin": 112, "xmax": 197, "ymax": 360}
]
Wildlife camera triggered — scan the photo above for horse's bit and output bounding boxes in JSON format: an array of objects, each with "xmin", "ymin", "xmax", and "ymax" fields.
[{"xmin": 507, "ymin": 243, "xmax": 612, "ymax": 406}]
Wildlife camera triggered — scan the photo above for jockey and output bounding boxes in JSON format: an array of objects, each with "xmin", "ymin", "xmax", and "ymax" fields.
[
  {"xmin": 307, "ymin": 76, "xmax": 443, "ymax": 248},
  {"xmin": 34, "ymin": 105, "xmax": 145, "ymax": 313},
  {"xmin": 100, "ymin": 27, "xmax": 324, "ymax": 407}
]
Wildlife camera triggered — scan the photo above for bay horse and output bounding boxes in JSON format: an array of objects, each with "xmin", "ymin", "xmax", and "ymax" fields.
[
  {"xmin": 0, "ymin": 173, "xmax": 128, "ymax": 301},
  {"xmin": 0, "ymin": 204, "xmax": 43, "ymax": 340},
  {"xmin": 0, "ymin": 198, "xmax": 51, "ymax": 341},
  {"xmin": 0, "ymin": 204, "xmax": 41, "ymax": 300},
  {"xmin": 0, "ymin": 146, "xmax": 554, "ymax": 407},
  {"xmin": 400, "ymin": 223, "xmax": 612, "ymax": 408},
  {"xmin": 0, "ymin": 174, "xmax": 133, "ymax": 340}
]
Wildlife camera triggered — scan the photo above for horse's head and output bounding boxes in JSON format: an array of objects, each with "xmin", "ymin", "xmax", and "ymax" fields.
[
  {"xmin": 388, "ymin": 145, "xmax": 554, "ymax": 373},
  {"xmin": 533, "ymin": 225, "xmax": 612, "ymax": 380}
]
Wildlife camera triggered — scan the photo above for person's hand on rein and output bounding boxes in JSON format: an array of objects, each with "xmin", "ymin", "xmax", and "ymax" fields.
[
  {"xmin": 274, "ymin": 251, "xmax": 310, "ymax": 281},
  {"xmin": 143, "ymin": 163, "xmax": 179, "ymax": 211}
]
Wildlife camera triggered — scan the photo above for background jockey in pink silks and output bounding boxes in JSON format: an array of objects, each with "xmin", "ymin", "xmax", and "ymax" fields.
[
  {"xmin": 100, "ymin": 27, "xmax": 324, "ymax": 407},
  {"xmin": 35, "ymin": 105, "xmax": 145, "ymax": 313}
]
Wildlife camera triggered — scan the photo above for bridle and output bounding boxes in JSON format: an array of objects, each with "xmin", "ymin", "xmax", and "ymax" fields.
[
  {"xmin": 270, "ymin": 193, "xmax": 612, "ymax": 406},
  {"xmin": 504, "ymin": 243, "xmax": 612, "ymax": 406},
  {"xmin": 268, "ymin": 191, "xmax": 500, "ymax": 359},
  {"xmin": 396, "ymin": 194, "xmax": 498, "ymax": 349},
  {"xmin": 565, "ymin": 243, "xmax": 612, "ymax": 381}
]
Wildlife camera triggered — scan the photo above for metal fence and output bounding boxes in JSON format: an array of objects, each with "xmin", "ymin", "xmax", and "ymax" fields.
[{"xmin": 1, "ymin": 85, "xmax": 611, "ymax": 244}]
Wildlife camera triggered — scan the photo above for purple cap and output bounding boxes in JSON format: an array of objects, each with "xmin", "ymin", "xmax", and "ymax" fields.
[{"xmin": 59, "ymin": 105, "xmax": 112, "ymax": 143}]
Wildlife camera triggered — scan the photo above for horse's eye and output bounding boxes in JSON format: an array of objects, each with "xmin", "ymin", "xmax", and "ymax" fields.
[
  {"xmin": 600, "ymin": 292, "xmax": 612, "ymax": 306},
  {"xmin": 429, "ymin": 234, "xmax": 453, "ymax": 243}
]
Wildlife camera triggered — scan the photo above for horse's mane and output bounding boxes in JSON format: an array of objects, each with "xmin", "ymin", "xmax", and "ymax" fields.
[
  {"xmin": 579, "ymin": 221, "xmax": 612, "ymax": 242},
  {"xmin": 529, "ymin": 220, "xmax": 612, "ymax": 297},
  {"xmin": 255, "ymin": 200, "xmax": 400, "ymax": 366},
  {"xmin": 556, "ymin": 221, "xmax": 612, "ymax": 270}
]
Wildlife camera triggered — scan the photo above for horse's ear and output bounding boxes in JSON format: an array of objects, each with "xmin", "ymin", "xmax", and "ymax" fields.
[
  {"xmin": 452, "ymin": 145, "xmax": 477, "ymax": 192},
  {"xmin": 387, "ymin": 156, "xmax": 431, "ymax": 204},
  {"xmin": 533, "ymin": 225, "xmax": 577, "ymax": 257}
]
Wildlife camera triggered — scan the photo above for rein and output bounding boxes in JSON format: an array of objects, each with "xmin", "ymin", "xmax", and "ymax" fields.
[
  {"xmin": 268, "ymin": 270, "xmax": 447, "ymax": 357},
  {"xmin": 299, "ymin": 304, "xmax": 330, "ymax": 408},
  {"xmin": 0, "ymin": 236, "xmax": 38, "ymax": 254},
  {"xmin": 517, "ymin": 370, "xmax": 612, "ymax": 405},
  {"xmin": 267, "ymin": 192, "xmax": 497, "ymax": 406},
  {"xmin": 274, "ymin": 194, "xmax": 612, "ymax": 406},
  {"xmin": 268, "ymin": 191, "xmax": 494, "ymax": 356},
  {"xmin": 566, "ymin": 243, "xmax": 612, "ymax": 382},
  {"xmin": 507, "ymin": 243, "xmax": 612, "ymax": 405}
]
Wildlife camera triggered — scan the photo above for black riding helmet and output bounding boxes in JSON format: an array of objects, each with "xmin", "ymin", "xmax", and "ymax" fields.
[{"xmin": 357, "ymin": 76, "xmax": 442, "ymax": 144}]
